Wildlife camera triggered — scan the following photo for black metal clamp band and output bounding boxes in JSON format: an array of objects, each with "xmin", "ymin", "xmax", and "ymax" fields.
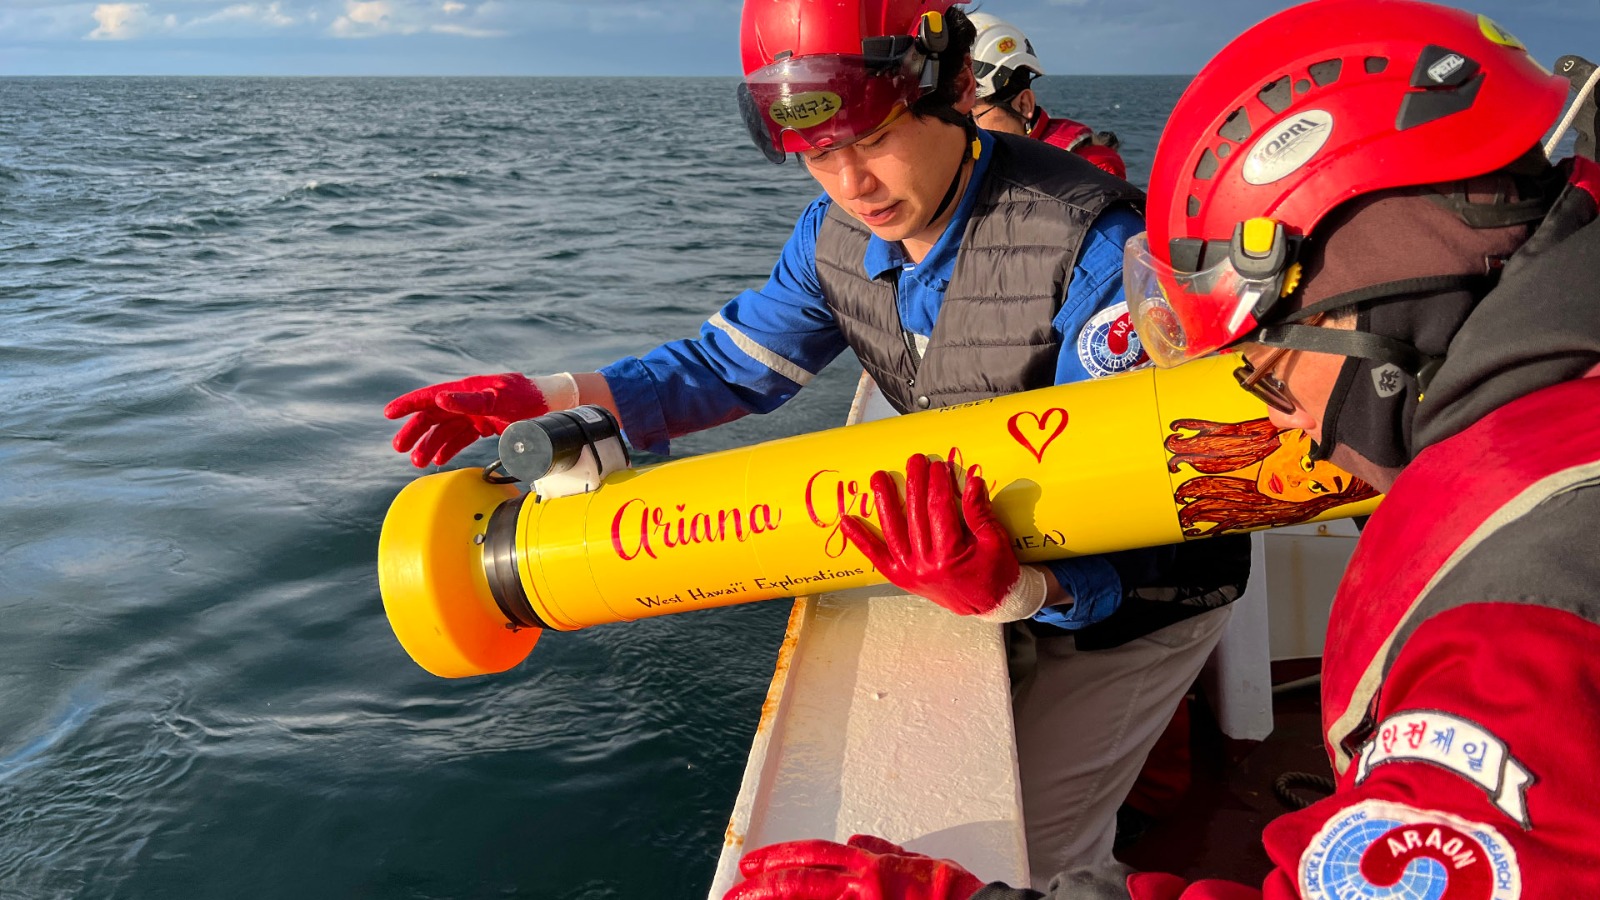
[{"xmin": 481, "ymin": 495, "xmax": 550, "ymax": 631}]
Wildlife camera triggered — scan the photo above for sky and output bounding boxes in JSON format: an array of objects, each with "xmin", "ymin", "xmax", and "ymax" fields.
[{"xmin": 0, "ymin": 0, "xmax": 1593, "ymax": 76}]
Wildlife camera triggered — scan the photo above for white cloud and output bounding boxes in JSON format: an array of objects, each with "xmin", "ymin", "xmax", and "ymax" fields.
[
  {"xmin": 81, "ymin": 1, "xmax": 303, "ymax": 39},
  {"xmin": 15, "ymin": 0, "xmax": 705, "ymax": 46},
  {"xmin": 329, "ymin": 0, "xmax": 506, "ymax": 37},
  {"xmin": 348, "ymin": 0, "xmax": 392, "ymax": 24},
  {"xmin": 328, "ymin": 0, "xmax": 403, "ymax": 35},
  {"xmin": 331, "ymin": 0, "xmax": 414, "ymax": 35},
  {"xmin": 88, "ymin": 3, "xmax": 153, "ymax": 39},
  {"xmin": 431, "ymin": 22, "xmax": 502, "ymax": 36},
  {"xmin": 227, "ymin": 3, "xmax": 296, "ymax": 26},
  {"xmin": 177, "ymin": 2, "xmax": 300, "ymax": 32}
]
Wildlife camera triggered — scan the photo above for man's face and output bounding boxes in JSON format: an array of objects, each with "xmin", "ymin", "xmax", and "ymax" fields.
[
  {"xmin": 1238, "ymin": 337, "xmax": 1348, "ymax": 444},
  {"xmin": 799, "ymin": 103, "xmax": 971, "ymax": 246}
]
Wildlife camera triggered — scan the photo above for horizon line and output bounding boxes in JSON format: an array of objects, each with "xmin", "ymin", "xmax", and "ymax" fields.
[{"xmin": 0, "ymin": 72, "xmax": 1199, "ymax": 79}]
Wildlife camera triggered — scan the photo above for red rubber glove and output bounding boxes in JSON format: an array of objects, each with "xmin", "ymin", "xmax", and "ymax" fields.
[
  {"xmin": 384, "ymin": 372, "xmax": 575, "ymax": 468},
  {"xmin": 840, "ymin": 454, "xmax": 1046, "ymax": 621},
  {"xmin": 724, "ymin": 834, "xmax": 985, "ymax": 900}
]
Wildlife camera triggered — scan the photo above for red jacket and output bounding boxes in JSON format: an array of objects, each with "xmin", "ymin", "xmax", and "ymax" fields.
[
  {"xmin": 1126, "ymin": 372, "xmax": 1600, "ymax": 900},
  {"xmin": 971, "ymin": 158, "xmax": 1600, "ymax": 900},
  {"xmin": 1031, "ymin": 110, "xmax": 1126, "ymax": 181},
  {"xmin": 971, "ymin": 378, "xmax": 1600, "ymax": 900},
  {"xmin": 1128, "ymin": 162, "xmax": 1600, "ymax": 900}
]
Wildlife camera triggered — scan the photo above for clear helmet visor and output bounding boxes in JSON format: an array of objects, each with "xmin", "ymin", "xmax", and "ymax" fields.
[
  {"xmin": 737, "ymin": 51, "xmax": 922, "ymax": 162},
  {"xmin": 1123, "ymin": 232, "xmax": 1282, "ymax": 367}
]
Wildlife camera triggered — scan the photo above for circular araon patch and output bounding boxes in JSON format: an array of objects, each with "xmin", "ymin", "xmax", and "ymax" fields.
[
  {"xmin": 1076, "ymin": 302, "xmax": 1149, "ymax": 377},
  {"xmin": 1299, "ymin": 801, "xmax": 1521, "ymax": 900}
]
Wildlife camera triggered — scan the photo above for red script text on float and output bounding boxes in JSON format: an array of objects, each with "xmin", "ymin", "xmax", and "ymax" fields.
[{"xmin": 610, "ymin": 499, "xmax": 781, "ymax": 561}]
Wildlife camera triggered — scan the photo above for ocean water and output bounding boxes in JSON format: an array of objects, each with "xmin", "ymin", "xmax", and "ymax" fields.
[{"xmin": 0, "ymin": 75, "xmax": 1189, "ymax": 899}]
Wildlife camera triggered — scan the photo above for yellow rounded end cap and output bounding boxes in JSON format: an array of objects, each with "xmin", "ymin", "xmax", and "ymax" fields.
[
  {"xmin": 378, "ymin": 469, "xmax": 540, "ymax": 678},
  {"xmin": 1242, "ymin": 217, "xmax": 1277, "ymax": 255}
]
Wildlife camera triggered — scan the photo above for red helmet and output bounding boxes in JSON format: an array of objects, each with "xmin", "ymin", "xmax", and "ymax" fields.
[
  {"xmin": 737, "ymin": 0, "xmax": 956, "ymax": 162},
  {"xmin": 1126, "ymin": 0, "xmax": 1567, "ymax": 367}
]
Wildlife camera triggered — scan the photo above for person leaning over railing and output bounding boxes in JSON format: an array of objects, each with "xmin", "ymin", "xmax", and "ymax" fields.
[
  {"xmin": 384, "ymin": 0, "xmax": 1247, "ymax": 881},
  {"xmin": 723, "ymin": 0, "xmax": 1600, "ymax": 897}
]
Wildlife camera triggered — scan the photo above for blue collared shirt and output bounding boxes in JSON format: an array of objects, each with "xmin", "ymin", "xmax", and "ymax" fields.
[{"xmin": 600, "ymin": 129, "xmax": 1145, "ymax": 629}]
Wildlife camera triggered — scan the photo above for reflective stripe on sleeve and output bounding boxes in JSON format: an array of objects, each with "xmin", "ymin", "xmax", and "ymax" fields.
[{"xmin": 708, "ymin": 312, "xmax": 816, "ymax": 387}]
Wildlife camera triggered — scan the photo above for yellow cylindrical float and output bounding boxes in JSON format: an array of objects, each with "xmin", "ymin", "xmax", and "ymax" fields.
[{"xmin": 379, "ymin": 355, "xmax": 1380, "ymax": 677}]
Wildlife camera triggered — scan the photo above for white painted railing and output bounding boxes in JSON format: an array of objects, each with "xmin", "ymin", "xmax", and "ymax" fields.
[{"xmin": 708, "ymin": 374, "xmax": 1031, "ymax": 898}]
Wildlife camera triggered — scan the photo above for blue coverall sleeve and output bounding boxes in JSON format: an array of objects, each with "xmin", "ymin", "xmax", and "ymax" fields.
[
  {"xmin": 1033, "ymin": 204, "xmax": 1161, "ymax": 630},
  {"xmin": 598, "ymin": 197, "xmax": 851, "ymax": 456}
]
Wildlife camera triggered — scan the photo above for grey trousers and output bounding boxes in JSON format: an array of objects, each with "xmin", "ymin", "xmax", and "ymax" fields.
[{"xmin": 1009, "ymin": 604, "xmax": 1235, "ymax": 889}]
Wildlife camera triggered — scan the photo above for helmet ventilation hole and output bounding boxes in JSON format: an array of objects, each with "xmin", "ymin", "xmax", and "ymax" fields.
[
  {"xmin": 1219, "ymin": 107, "xmax": 1253, "ymax": 142},
  {"xmin": 1258, "ymin": 77, "xmax": 1294, "ymax": 113},
  {"xmin": 1309, "ymin": 59, "xmax": 1344, "ymax": 86}
]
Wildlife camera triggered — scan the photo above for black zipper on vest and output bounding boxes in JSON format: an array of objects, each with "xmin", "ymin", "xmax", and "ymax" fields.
[
  {"xmin": 892, "ymin": 273, "xmax": 921, "ymax": 387},
  {"xmin": 901, "ymin": 327, "xmax": 922, "ymax": 376}
]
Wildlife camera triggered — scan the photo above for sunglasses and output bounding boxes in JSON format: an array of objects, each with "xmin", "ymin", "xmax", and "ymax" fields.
[{"xmin": 1232, "ymin": 313, "xmax": 1325, "ymax": 414}]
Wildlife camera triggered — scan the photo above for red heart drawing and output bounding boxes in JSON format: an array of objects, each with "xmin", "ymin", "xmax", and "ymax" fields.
[{"xmin": 1008, "ymin": 408, "xmax": 1069, "ymax": 463}]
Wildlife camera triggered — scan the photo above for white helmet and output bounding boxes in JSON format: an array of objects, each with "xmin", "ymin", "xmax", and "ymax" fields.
[{"xmin": 968, "ymin": 12, "xmax": 1045, "ymax": 100}]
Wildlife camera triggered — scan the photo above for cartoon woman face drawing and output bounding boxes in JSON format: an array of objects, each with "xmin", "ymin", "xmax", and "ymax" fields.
[
  {"xmin": 1165, "ymin": 417, "xmax": 1378, "ymax": 537},
  {"xmin": 1255, "ymin": 429, "xmax": 1353, "ymax": 502}
]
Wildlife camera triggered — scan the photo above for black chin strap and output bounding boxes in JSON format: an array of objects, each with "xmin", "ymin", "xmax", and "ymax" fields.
[
  {"xmin": 1252, "ymin": 273, "xmax": 1493, "ymax": 390},
  {"xmin": 982, "ymin": 100, "xmax": 1031, "ymax": 133},
  {"xmin": 1255, "ymin": 322, "xmax": 1448, "ymax": 389},
  {"xmin": 921, "ymin": 109, "xmax": 980, "ymax": 231}
]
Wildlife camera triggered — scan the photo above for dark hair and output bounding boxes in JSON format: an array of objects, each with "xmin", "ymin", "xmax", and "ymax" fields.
[
  {"xmin": 910, "ymin": 6, "xmax": 978, "ymax": 119},
  {"xmin": 986, "ymin": 68, "xmax": 1036, "ymax": 106}
]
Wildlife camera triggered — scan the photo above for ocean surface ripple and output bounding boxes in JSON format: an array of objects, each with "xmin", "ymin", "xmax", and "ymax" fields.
[{"xmin": 0, "ymin": 75, "xmax": 1187, "ymax": 899}]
